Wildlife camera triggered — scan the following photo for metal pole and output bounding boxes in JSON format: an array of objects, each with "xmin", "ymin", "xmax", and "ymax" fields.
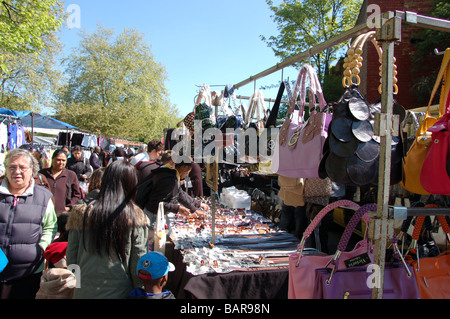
[
  {"xmin": 233, "ymin": 22, "xmax": 371, "ymax": 90},
  {"xmin": 371, "ymin": 12, "xmax": 402, "ymax": 299}
]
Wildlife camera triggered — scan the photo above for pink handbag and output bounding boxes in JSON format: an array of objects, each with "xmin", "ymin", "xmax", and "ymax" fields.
[
  {"xmin": 271, "ymin": 64, "xmax": 331, "ymax": 178},
  {"xmin": 288, "ymin": 200, "xmax": 374, "ymax": 299},
  {"xmin": 312, "ymin": 206, "xmax": 419, "ymax": 299}
]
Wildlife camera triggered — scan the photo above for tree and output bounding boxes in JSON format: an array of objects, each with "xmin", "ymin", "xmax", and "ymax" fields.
[
  {"xmin": 261, "ymin": 0, "xmax": 363, "ymax": 83},
  {"xmin": 0, "ymin": 32, "xmax": 64, "ymax": 112},
  {"xmin": 56, "ymin": 25, "xmax": 180, "ymax": 141},
  {"xmin": 0, "ymin": 0, "xmax": 64, "ymax": 74},
  {"xmin": 409, "ymin": 0, "xmax": 450, "ymax": 105}
]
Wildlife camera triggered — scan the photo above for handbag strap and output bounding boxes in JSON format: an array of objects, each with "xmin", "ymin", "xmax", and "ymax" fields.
[
  {"xmin": 336, "ymin": 203, "xmax": 377, "ymax": 253},
  {"xmin": 425, "ymin": 48, "xmax": 450, "ymax": 118},
  {"xmin": 279, "ymin": 65, "xmax": 326, "ymax": 146},
  {"xmin": 296, "ymin": 200, "xmax": 361, "ymax": 254},
  {"xmin": 244, "ymin": 90, "xmax": 268, "ymax": 126},
  {"xmin": 342, "ymin": 31, "xmax": 398, "ymax": 95},
  {"xmin": 324, "ymin": 204, "xmax": 377, "ymax": 277},
  {"xmin": 265, "ymin": 81, "xmax": 286, "ymax": 128},
  {"xmin": 195, "ymin": 84, "xmax": 212, "ymax": 110}
]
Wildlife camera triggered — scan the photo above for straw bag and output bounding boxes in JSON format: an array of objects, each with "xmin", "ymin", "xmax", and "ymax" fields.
[{"xmin": 402, "ymin": 48, "xmax": 450, "ymax": 194}]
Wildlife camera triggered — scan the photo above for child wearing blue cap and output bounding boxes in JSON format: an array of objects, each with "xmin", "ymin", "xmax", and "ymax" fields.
[{"xmin": 128, "ymin": 252, "xmax": 176, "ymax": 299}]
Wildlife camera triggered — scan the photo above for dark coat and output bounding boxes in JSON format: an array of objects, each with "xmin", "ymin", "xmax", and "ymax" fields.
[
  {"xmin": 66, "ymin": 157, "xmax": 92, "ymax": 182},
  {"xmin": 145, "ymin": 167, "xmax": 201, "ymax": 214}
]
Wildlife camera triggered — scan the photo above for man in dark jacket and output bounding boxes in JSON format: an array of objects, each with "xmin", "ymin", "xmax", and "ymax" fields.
[{"xmin": 144, "ymin": 161, "xmax": 208, "ymax": 219}]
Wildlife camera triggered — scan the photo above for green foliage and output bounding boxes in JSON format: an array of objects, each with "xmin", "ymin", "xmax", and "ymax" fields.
[
  {"xmin": 56, "ymin": 25, "xmax": 181, "ymax": 142},
  {"xmin": 0, "ymin": 0, "xmax": 64, "ymax": 75},
  {"xmin": 0, "ymin": 32, "xmax": 63, "ymax": 112},
  {"xmin": 409, "ymin": 0, "xmax": 450, "ymax": 105},
  {"xmin": 261, "ymin": 0, "xmax": 363, "ymax": 81}
]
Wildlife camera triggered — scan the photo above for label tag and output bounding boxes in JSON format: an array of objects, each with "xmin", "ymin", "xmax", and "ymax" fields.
[{"xmin": 344, "ymin": 253, "xmax": 371, "ymax": 268}]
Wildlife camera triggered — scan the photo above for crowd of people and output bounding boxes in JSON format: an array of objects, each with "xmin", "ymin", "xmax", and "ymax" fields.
[{"xmin": 0, "ymin": 139, "xmax": 208, "ymax": 299}]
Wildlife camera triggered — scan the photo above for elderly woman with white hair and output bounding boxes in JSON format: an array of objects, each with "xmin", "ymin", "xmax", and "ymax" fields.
[{"xmin": 0, "ymin": 148, "xmax": 58, "ymax": 299}]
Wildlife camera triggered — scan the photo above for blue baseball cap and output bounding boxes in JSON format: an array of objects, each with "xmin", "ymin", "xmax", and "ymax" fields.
[{"xmin": 136, "ymin": 252, "xmax": 175, "ymax": 280}]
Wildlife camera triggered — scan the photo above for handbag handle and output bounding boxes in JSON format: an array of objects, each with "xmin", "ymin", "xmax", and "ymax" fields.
[
  {"xmin": 295, "ymin": 199, "xmax": 362, "ymax": 266},
  {"xmin": 244, "ymin": 90, "xmax": 268, "ymax": 126},
  {"xmin": 324, "ymin": 204, "xmax": 377, "ymax": 284},
  {"xmin": 342, "ymin": 31, "xmax": 398, "ymax": 95},
  {"xmin": 336, "ymin": 204, "xmax": 377, "ymax": 253},
  {"xmin": 279, "ymin": 65, "xmax": 326, "ymax": 146},
  {"xmin": 425, "ymin": 48, "xmax": 450, "ymax": 118},
  {"xmin": 414, "ymin": 49, "xmax": 450, "ymax": 138},
  {"xmin": 195, "ymin": 84, "xmax": 212, "ymax": 110},
  {"xmin": 265, "ymin": 81, "xmax": 286, "ymax": 128}
]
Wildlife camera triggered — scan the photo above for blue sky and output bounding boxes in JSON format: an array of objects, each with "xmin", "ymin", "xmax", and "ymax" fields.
[{"xmin": 59, "ymin": 0, "xmax": 301, "ymax": 118}]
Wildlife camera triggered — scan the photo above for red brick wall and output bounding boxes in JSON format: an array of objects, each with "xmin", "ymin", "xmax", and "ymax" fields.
[{"xmin": 362, "ymin": 0, "xmax": 440, "ymax": 109}]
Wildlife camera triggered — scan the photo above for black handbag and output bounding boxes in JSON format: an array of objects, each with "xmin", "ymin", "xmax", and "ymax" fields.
[{"xmin": 319, "ymin": 85, "xmax": 405, "ymax": 187}]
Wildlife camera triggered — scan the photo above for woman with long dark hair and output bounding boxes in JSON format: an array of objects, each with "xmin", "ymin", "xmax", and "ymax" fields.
[{"xmin": 66, "ymin": 160, "xmax": 150, "ymax": 299}]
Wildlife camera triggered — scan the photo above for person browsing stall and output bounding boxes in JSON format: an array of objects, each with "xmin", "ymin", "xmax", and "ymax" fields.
[
  {"xmin": 65, "ymin": 160, "xmax": 150, "ymax": 299},
  {"xmin": 128, "ymin": 252, "xmax": 176, "ymax": 299},
  {"xmin": 143, "ymin": 159, "xmax": 209, "ymax": 223}
]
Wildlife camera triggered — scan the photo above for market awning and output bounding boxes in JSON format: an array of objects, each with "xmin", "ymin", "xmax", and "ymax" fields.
[{"xmin": 0, "ymin": 108, "xmax": 78, "ymax": 130}]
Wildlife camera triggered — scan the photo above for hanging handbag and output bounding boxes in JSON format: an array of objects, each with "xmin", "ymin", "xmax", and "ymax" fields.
[
  {"xmin": 288, "ymin": 200, "xmax": 374, "ymax": 299},
  {"xmin": 272, "ymin": 64, "xmax": 331, "ymax": 178},
  {"xmin": 312, "ymin": 206, "xmax": 419, "ymax": 299},
  {"xmin": 319, "ymin": 31, "xmax": 405, "ymax": 187},
  {"xmin": 278, "ymin": 175, "xmax": 305, "ymax": 207},
  {"xmin": 405, "ymin": 214, "xmax": 450, "ymax": 299},
  {"xmin": 303, "ymin": 177, "xmax": 332, "ymax": 207},
  {"xmin": 402, "ymin": 48, "xmax": 450, "ymax": 195},
  {"xmin": 237, "ymin": 90, "xmax": 268, "ymax": 164}
]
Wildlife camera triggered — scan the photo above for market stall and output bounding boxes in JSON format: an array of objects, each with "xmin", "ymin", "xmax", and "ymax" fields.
[{"xmin": 170, "ymin": 9, "xmax": 450, "ymax": 300}]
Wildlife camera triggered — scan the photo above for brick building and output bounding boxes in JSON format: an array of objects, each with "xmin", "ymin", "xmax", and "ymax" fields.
[{"xmin": 356, "ymin": 0, "xmax": 444, "ymax": 109}]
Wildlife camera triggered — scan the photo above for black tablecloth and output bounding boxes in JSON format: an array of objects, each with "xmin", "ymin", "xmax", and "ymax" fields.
[{"xmin": 166, "ymin": 245, "xmax": 290, "ymax": 299}]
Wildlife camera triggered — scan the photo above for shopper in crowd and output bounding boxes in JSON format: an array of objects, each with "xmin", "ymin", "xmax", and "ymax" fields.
[
  {"xmin": 66, "ymin": 145, "xmax": 92, "ymax": 183},
  {"xmin": 0, "ymin": 148, "xmax": 58, "ymax": 299},
  {"xmin": 109, "ymin": 146, "xmax": 128, "ymax": 164},
  {"xmin": 183, "ymin": 159, "xmax": 203, "ymax": 197},
  {"xmin": 61, "ymin": 146, "xmax": 70, "ymax": 158},
  {"xmin": 130, "ymin": 139, "xmax": 164, "ymax": 166},
  {"xmin": 39, "ymin": 149, "xmax": 82, "ymax": 215},
  {"xmin": 143, "ymin": 160, "xmax": 209, "ymax": 224},
  {"xmin": 128, "ymin": 252, "xmax": 176, "ymax": 299},
  {"xmin": 89, "ymin": 146, "xmax": 102, "ymax": 171},
  {"xmin": 65, "ymin": 160, "xmax": 150, "ymax": 299},
  {"xmin": 76, "ymin": 167, "xmax": 105, "ymax": 205}
]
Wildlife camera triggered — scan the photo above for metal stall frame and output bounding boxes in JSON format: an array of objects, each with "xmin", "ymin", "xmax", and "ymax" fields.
[{"xmin": 230, "ymin": 10, "xmax": 450, "ymax": 299}]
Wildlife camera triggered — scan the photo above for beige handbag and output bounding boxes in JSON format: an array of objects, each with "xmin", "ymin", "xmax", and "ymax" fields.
[{"xmin": 278, "ymin": 175, "xmax": 305, "ymax": 207}]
